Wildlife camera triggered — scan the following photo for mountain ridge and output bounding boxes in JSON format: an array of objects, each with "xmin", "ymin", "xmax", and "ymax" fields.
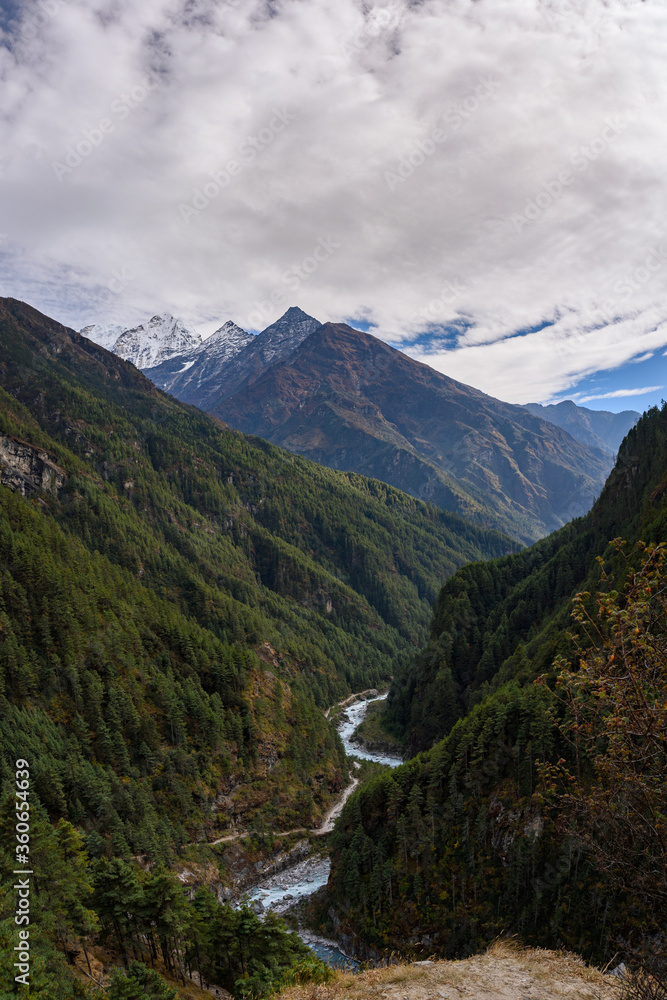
[
  {"xmin": 81, "ymin": 306, "xmax": 619, "ymax": 543},
  {"xmin": 166, "ymin": 305, "xmax": 322, "ymax": 410},
  {"xmin": 0, "ymin": 294, "xmax": 516, "ymax": 730}
]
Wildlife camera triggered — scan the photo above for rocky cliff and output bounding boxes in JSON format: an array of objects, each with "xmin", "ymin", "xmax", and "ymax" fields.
[{"xmin": 0, "ymin": 433, "xmax": 66, "ymax": 496}]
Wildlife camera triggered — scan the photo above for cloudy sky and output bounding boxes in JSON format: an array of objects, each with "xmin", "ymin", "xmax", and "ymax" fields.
[{"xmin": 1, "ymin": 0, "xmax": 666, "ymax": 409}]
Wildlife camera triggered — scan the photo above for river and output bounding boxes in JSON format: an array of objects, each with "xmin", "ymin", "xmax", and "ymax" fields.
[
  {"xmin": 337, "ymin": 693, "xmax": 404, "ymax": 768},
  {"xmin": 244, "ymin": 693, "xmax": 403, "ymax": 968}
]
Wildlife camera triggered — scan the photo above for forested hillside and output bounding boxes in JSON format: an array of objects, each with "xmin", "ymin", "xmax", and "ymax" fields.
[
  {"xmin": 0, "ymin": 297, "xmax": 514, "ymax": 998},
  {"xmin": 328, "ymin": 403, "xmax": 667, "ymax": 965},
  {"xmin": 386, "ymin": 404, "xmax": 667, "ymax": 753}
]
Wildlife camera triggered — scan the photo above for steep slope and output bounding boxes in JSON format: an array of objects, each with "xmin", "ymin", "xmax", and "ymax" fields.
[
  {"xmin": 0, "ymin": 296, "xmax": 522, "ymax": 998},
  {"xmin": 144, "ymin": 319, "xmax": 254, "ymax": 395},
  {"xmin": 173, "ymin": 305, "xmax": 322, "ymax": 410},
  {"xmin": 83, "ymin": 312, "xmax": 201, "ymax": 367},
  {"xmin": 523, "ymin": 400, "xmax": 639, "ymax": 455},
  {"xmin": 327, "ymin": 403, "xmax": 667, "ymax": 963},
  {"xmin": 212, "ymin": 322, "xmax": 612, "ymax": 544}
]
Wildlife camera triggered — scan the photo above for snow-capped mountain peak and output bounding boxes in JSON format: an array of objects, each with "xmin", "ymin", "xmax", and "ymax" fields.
[
  {"xmin": 80, "ymin": 313, "xmax": 202, "ymax": 369},
  {"xmin": 137, "ymin": 318, "xmax": 253, "ymax": 395},
  {"xmin": 198, "ymin": 320, "xmax": 253, "ymax": 360},
  {"xmin": 112, "ymin": 314, "xmax": 202, "ymax": 368},
  {"xmin": 161, "ymin": 306, "xmax": 321, "ymax": 410}
]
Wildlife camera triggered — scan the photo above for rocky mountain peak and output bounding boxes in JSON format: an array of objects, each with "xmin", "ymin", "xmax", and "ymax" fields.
[
  {"xmin": 253, "ymin": 307, "xmax": 321, "ymax": 365},
  {"xmin": 204, "ymin": 320, "xmax": 253, "ymax": 350}
]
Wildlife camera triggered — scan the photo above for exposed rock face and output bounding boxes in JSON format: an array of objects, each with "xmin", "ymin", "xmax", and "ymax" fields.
[{"xmin": 0, "ymin": 434, "xmax": 66, "ymax": 496}]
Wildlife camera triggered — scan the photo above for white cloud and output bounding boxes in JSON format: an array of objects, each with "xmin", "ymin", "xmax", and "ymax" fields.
[
  {"xmin": 406, "ymin": 309, "xmax": 667, "ymax": 403},
  {"xmin": 1, "ymin": 0, "xmax": 667, "ymax": 402},
  {"xmin": 577, "ymin": 385, "xmax": 664, "ymax": 402}
]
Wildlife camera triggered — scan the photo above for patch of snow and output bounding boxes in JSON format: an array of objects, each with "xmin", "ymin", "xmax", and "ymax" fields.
[{"xmin": 190, "ymin": 320, "xmax": 253, "ymax": 367}]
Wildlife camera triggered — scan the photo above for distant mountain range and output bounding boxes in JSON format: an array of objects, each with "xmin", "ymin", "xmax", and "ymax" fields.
[
  {"xmin": 81, "ymin": 306, "xmax": 637, "ymax": 543},
  {"xmin": 142, "ymin": 319, "xmax": 254, "ymax": 400},
  {"xmin": 523, "ymin": 400, "xmax": 640, "ymax": 456},
  {"xmin": 144, "ymin": 306, "xmax": 320, "ymax": 408}
]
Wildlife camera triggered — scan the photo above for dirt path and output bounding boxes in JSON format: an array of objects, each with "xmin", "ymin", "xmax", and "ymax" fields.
[
  {"xmin": 314, "ymin": 775, "xmax": 359, "ymax": 834},
  {"xmin": 210, "ymin": 687, "xmax": 376, "ymax": 846},
  {"xmin": 208, "ymin": 770, "xmax": 359, "ymax": 846},
  {"xmin": 274, "ymin": 939, "xmax": 620, "ymax": 1000},
  {"xmin": 209, "ymin": 688, "xmax": 377, "ymax": 847},
  {"xmin": 209, "ymin": 827, "xmax": 305, "ymax": 846}
]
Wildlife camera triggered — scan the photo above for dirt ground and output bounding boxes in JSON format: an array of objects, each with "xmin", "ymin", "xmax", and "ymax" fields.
[{"xmin": 277, "ymin": 940, "xmax": 620, "ymax": 1000}]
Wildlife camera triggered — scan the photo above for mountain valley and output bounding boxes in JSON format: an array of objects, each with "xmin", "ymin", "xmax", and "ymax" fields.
[
  {"xmin": 327, "ymin": 401, "xmax": 667, "ymax": 967},
  {"xmin": 0, "ymin": 296, "xmax": 662, "ymax": 1000},
  {"xmin": 5, "ymin": 1, "xmax": 665, "ymax": 996}
]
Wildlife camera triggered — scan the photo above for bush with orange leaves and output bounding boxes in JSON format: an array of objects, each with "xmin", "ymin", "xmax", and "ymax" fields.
[{"xmin": 541, "ymin": 539, "xmax": 667, "ymax": 994}]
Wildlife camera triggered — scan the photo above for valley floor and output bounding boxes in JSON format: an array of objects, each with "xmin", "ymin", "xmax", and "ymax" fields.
[{"xmin": 275, "ymin": 941, "xmax": 619, "ymax": 1000}]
